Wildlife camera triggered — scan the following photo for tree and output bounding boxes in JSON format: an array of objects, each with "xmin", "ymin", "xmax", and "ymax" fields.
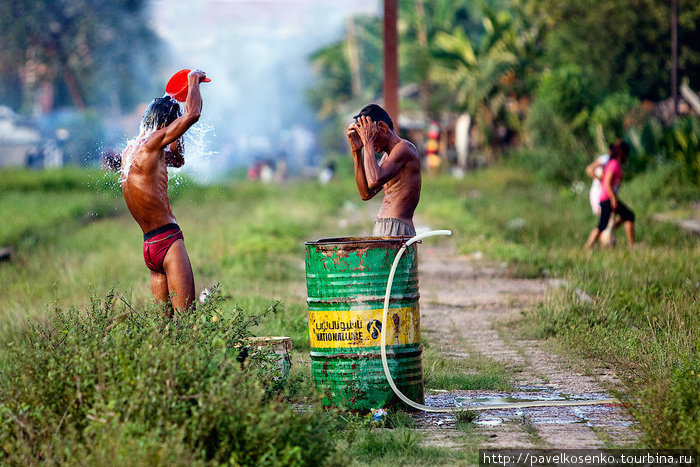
[
  {"xmin": 535, "ymin": 0, "xmax": 700, "ymax": 101},
  {"xmin": 431, "ymin": 9, "xmax": 519, "ymax": 165},
  {"xmin": 308, "ymin": 1, "xmax": 484, "ymax": 123},
  {"xmin": 399, "ymin": 0, "xmax": 482, "ymax": 119},
  {"xmin": 307, "ymin": 15, "xmax": 383, "ymax": 119},
  {"xmin": 0, "ymin": 0, "xmax": 162, "ymax": 114}
]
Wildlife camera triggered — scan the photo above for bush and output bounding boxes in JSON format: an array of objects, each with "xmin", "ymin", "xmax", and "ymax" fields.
[
  {"xmin": 508, "ymin": 146, "xmax": 590, "ymax": 185},
  {"xmin": 523, "ymin": 65, "xmax": 602, "ymax": 183},
  {"xmin": 0, "ymin": 288, "xmax": 340, "ymax": 465},
  {"xmin": 534, "ymin": 65, "xmax": 598, "ymax": 123},
  {"xmin": 662, "ymin": 116, "xmax": 700, "ymax": 186},
  {"xmin": 637, "ymin": 357, "xmax": 700, "ymax": 448},
  {"xmin": 628, "ymin": 115, "xmax": 700, "ymax": 184},
  {"xmin": 589, "ymin": 92, "xmax": 639, "ymax": 147}
]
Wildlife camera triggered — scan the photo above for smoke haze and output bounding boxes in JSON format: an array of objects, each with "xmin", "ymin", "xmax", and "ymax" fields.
[{"xmin": 149, "ymin": 0, "xmax": 378, "ymax": 180}]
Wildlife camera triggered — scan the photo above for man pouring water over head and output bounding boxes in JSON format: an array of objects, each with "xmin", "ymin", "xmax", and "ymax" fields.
[{"xmin": 121, "ymin": 69, "xmax": 209, "ymax": 316}]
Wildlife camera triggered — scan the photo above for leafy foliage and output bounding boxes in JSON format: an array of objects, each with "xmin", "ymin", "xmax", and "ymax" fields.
[
  {"xmin": 661, "ymin": 116, "xmax": 700, "ymax": 185},
  {"xmin": 589, "ymin": 92, "xmax": 640, "ymax": 150},
  {"xmin": 521, "ymin": 65, "xmax": 599, "ymax": 182},
  {"xmin": 0, "ymin": 288, "xmax": 340, "ymax": 465},
  {"xmin": 628, "ymin": 115, "xmax": 700, "ymax": 184},
  {"xmin": 537, "ymin": 0, "xmax": 700, "ymax": 101},
  {"xmin": 0, "ymin": 0, "xmax": 162, "ymax": 112},
  {"xmin": 306, "ymin": 0, "xmax": 700, "ymax": 182}
]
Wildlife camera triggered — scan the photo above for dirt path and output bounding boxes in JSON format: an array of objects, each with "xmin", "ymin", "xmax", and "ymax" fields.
[{"xmin": 412, "ymin": 240, "xmax": 639, "ymax": 450}]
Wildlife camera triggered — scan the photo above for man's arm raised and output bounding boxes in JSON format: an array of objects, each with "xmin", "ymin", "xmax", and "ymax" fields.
[
  {"xmin": 145, "ymin": 70, "xmax": 207, "ymax": 155},
  {"xmin": 348, "ymin": 124, "xmax": 381, "ymax": 200},
  {"xmin": 355, "ymin": 116, "xmax": 413, "ymax": 191},
  {"xmin": 163, "ymin": 139, "xmax": 184, "ymax": 167}
]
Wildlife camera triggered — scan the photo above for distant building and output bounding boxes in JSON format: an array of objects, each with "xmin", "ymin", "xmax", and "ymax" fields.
[{"xmin": 0, "ymin": 106, "xmax": 62, "ymax": 168}]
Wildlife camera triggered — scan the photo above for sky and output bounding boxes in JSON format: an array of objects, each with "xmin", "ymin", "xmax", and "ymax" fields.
[{"xmin": 149, "ymin": 0, "xmax": 379, "ymax": 178}]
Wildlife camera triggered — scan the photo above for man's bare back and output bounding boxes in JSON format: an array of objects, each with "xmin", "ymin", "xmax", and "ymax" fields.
[
  {"xmin": 121, "ymin": 69, "xmax": 208, "ymax": 314},
  {"xmin": 122, "ymin": 138, "xmax": 181, "ymax": 233},
  {"xmin": 347, "ymin": 104, "xmax": 421, "ymax": 235}
]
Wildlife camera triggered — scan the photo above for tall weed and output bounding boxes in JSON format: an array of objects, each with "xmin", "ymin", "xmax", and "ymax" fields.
[{"xmin": 0, "ymin": 288, "xmax": 340, "ymax": 465}]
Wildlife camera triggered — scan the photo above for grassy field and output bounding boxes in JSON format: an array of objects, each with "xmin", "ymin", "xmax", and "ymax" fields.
[
  {"xmin": 0, "ymin": 163, "xmax": 697, "ymax": 462},
  {"xmin": 420, "ymin": 164, "xmax": 699, "ymax": 448}
]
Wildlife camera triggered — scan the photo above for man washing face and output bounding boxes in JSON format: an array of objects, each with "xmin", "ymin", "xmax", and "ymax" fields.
[{"xmin": 346, "ymin": 104, "xmax": 422, "ymax": 237}]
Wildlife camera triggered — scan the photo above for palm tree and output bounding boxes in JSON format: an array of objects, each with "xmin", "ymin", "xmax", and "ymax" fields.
[
  {"xmin": 432, "ymin": 16, "xmax": 518, "ymax": 167},
  {"xmin": 399, "ymin": 0, "xmax": 482, "ymax": 119},
  {"xmin": 308, "ymin": 42, "xmax": 353, "ymax": 120},
  {"xmin": 307, "ymin": 16, "xmax": 383, "ymax": 121}
]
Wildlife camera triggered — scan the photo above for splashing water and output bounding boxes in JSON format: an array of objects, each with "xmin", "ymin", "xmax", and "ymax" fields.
[
  {"xmin": 172, "ymin": 119, "xmax": 218, "ymax": 185},
  {"xmin": 118, "ymin": 135, "xmax": 141, "ymax": 185},
  {"xmin": 117, "ymin": 119, "xmax": 218, "ymax": 187}
]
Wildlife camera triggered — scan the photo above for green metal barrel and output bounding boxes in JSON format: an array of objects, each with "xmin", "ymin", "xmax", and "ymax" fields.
[{"xmin": 305, "ymin": 237, "xmax": 424, "ymax": 411}]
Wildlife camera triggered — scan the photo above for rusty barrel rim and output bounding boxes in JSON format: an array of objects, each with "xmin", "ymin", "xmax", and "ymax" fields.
[
  {"xmin": 306, "ymin": 236, "xmax": 419, "ymax": 303},
  {"xmin": 305, "ymin": 236, "xmax": 414, "ymax": 245}
]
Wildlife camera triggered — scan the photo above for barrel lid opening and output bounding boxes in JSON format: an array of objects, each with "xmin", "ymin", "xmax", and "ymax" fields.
[{"xmin": 305, "ymin": 236, "xmax": 417, "ymax": 246}]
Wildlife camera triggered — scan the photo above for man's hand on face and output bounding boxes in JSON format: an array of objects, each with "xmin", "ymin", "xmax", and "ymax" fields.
[
  {"xmin": 355, "ymin": 115, "xmax": 378, "ymax": 146},
  {"xmin": 347, "ymin": 124, "xmax": 363, "ymax": 151}
]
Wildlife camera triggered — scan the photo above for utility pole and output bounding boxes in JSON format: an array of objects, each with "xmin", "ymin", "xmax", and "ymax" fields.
[
  {"xmin": 383, "ymin": 0, "xmax": 399, "ymax": 128},
  {"xmin": 671, "ymin": 0, "xmax": 679, "ymax": 120}
]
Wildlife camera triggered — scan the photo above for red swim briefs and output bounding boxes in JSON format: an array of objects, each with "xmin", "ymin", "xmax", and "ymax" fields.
[{"xmin": 142, "ymin": 223, "xmax": 184, "ymax": 274}]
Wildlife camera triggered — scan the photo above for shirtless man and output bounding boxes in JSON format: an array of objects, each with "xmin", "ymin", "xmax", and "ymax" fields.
[
  {"xmin": 121, "ymin": 69, "xmax": 208, "ymax": 315},
  {"xmin": 347, "ymin": 104, "xmax": 421, "ymax": 237}
]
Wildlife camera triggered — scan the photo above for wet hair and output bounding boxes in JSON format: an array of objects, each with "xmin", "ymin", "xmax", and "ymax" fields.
[
  {"xmin": 353, "ymin": 104, "xmax": 394, "ymax": 131},
  {"xmin": 140, "ymin": 96, "xmax": 181, "ymax": 134}
]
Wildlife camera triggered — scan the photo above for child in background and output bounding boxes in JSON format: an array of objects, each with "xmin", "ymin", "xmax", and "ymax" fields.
[{"xmin": 585, "ymin": 140, "xmax": 636, "ymax": 249}]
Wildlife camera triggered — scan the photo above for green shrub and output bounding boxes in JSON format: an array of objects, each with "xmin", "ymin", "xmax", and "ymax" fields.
[
  {"xmin": 622, "ymin": 162, "xmax": 699, "ymax": 212},
  {"xmin": 523, "ymin": 65, "xmax": 602, "ymax": 183},
  {"xmin": 535, "ymin": 65, "xmax": 598, "ymax": 123},
  {"xmin": 628, "ymin": 115, "xmax": 700, "ymax": 184},
  {"xmin": 508, "ymin": 146, "xmax": 590, "ymax": 185},
  {"xmin": 0, "ymin": 288, "xmax": 340, "ymax": 465},
  {"xmin": 455, "ymin": 409, "xmax": 477, "ymax": 425},
  {"xmin": 662, "ymin": 116, "xmax": 700, "ymax": 186},
  {"xmin": 637, "ymin": 357, "xmax": 700, "ymax": 448},
  {"xmin": 589, "ymin": 92, "xmax": 639, "ymax": 146}
]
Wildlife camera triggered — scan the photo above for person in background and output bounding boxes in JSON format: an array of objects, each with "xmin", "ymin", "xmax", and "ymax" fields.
[
  {"xmin": 585, "ymin": 146, "xmax": 616, "ymax": 245},
  {"xmin": 585, "ymin": 139, "xmax": 636, "ymax": 249},
  {"xmin": 318, "ymin": 161, "xmax": 336, "ymax": 185},
  {"xmin": 346, "ymin": 104, "xmax": 421, "ymax": 237},
  {"xmin": 586, "ymin": 149, "xmax": 610, "ymax": 216}
]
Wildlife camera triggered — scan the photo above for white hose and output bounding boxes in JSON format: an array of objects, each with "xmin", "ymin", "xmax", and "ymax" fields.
[{"xmin": 380, "ymin": 230, "xmax": 617, "ymax": 412}]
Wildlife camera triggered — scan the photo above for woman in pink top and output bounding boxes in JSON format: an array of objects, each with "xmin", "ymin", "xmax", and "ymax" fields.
[{"xmin": 585, "ymin": 140, "xmax": 636, "ymax": 248}]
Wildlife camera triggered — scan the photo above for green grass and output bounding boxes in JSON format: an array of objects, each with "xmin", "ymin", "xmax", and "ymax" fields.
[
  {"xmin": 0, "ymin": 167, "xmax": 497, "ymax": 464},
  {"xmin": 0, "ymin": 162, "xmax": 697, "ymax": 457},
  {"xmin": 419, "ymin": 164, "xmax": 699, "ymax": 448},
  {"xmin": 0, "ymin": 168, "xmax": 122, "ymax": 247},
  {"xmin": 344, "ymin": 428, "xmax": 479, "ymax": 466},
  {"xmin": 422, "ymin": 346, "xmax": 513, "ymax": 392}
]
